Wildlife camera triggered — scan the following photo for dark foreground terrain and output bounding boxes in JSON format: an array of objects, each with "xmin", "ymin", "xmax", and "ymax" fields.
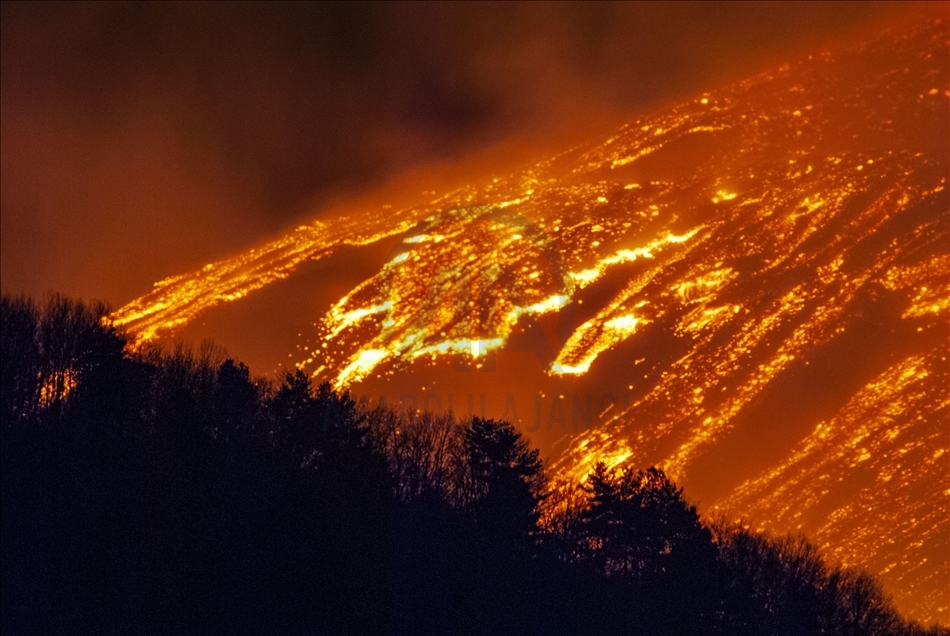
[{"xmin": 2, "ymin": 294, "xmax": 946, "ymax": 635}]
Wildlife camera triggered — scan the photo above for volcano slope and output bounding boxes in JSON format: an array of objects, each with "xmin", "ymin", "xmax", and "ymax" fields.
[{"xmin": 113, "ymin": 20, "xmax": 949, "ymax": 624}]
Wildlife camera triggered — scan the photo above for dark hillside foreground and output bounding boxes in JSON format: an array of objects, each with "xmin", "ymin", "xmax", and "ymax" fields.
[{"xmin": 2, "ymin": 293, "xmax": 947, "ymax": 635}]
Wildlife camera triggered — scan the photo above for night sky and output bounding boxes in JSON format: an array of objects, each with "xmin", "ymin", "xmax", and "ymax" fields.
[{"xmin": 2, "ymin": 1, "xmax": 939, "ymax": 306}]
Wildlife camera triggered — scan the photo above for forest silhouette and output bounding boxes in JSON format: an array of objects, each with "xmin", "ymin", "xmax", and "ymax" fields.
[{"xmin": 1, "ymin": 293, "xmax": 945, "ymax": 635}]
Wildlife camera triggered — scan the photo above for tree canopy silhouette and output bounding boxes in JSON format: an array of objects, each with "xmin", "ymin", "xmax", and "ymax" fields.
[{"xmin": 2, "ymin": 292, "xmax": 944, "ymax": 635}]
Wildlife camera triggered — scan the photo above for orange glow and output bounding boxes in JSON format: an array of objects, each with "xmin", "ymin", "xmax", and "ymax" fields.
[
  {"xmin": 111, "ymin": 20, "xmax": 949, "ymax": 624},
  {"xmin": 716, "ymin": 348, "xmax": 949, "ymax": 623},
  {"xmin": 38, "ymin": 369, "xmax": 77, "ymax": 409}
]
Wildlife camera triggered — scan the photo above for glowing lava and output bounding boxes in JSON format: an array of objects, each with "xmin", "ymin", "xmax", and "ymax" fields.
[{"xmin": 112, "ymin": 20, "xmax": 949, "ymax": 624}]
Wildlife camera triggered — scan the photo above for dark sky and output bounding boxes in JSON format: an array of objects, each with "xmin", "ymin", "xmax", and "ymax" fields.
[{"xmin": 1, "ymin": 1, "xmax": 941, "ymax": 306}]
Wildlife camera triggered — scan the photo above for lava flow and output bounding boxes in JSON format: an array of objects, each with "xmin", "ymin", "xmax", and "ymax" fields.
[{"xmin": 112, "ymin": 20, "xmax": 949, "ymax": 624}]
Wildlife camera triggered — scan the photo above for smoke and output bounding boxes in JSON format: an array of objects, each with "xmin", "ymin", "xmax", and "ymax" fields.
[{"xmin": 1, "ymin": 1, "xmax": 943, "ymax": 305}]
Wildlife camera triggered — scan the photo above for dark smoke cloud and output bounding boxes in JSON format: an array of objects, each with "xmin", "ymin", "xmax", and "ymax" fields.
[{"xmin": 1, "ymin": 1, "xmax": 941, "ymax": 305}]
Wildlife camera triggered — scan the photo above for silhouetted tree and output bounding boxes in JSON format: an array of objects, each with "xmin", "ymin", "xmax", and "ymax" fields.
[
  {"xmin": 4, "ymin": 291, "xmax": 945, "ymax": 635},
  {"xmin": 0, "ymin": 295, "xmax": 40, "ymax": 423},
  {"xmin": 211, "ymin": 358, "xmax": 258, "ymax": 440},
  {"xmin": 454, "ymin": 417, "xmax": 544, "ymax": 633},
  {"xmin": 577, "ymin": 463, "xmax": 723, "ymax": 634},
  {"xmin": 370, "ymin": 407, "xmax": 464, "ymax": 503},
  {"xmin": 824, "ymin": 568, "xmax": 903, "ymax": 636},
  {"xmin": 708, "ymin": 519, "xmax": 937, "ymax": 636}
]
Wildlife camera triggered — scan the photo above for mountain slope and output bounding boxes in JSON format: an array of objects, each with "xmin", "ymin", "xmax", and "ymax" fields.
[{"xmin": 113, "ymin": 20, "xmax": 949, "ymax": 623}]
